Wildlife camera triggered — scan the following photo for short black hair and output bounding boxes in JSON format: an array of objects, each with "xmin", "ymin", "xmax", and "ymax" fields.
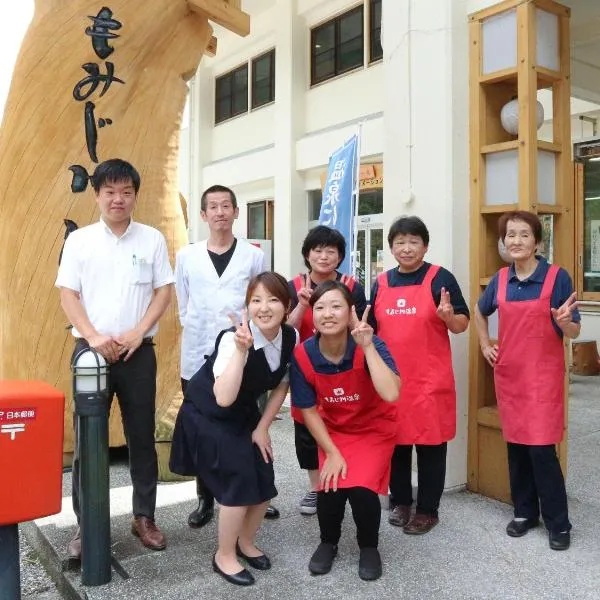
[
  {"xmin": 387, "ymin": 216, "xmax": 430, "ymax": 247},
  {"xmin": 91, "ymin": 159, "xmax": 140, "ymax": 194},
  {"xmin": 309, "ymin": 280, "xmax": 354, "ymax": 309},
  {"xmin": 201, "ymin": 185, "xmax": 237, "ymax": 211},
  {"xmin": 301, "ymin": 225, "xmax": 346, "ymax": 270}
]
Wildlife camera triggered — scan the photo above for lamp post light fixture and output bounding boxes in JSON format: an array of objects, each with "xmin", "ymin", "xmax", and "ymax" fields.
[
  {"xmin": 72, "ymin": 348, "xmax": 111, "ymax": 586},
  {"xmin": 500, "ymin": 97, "xmax": 545, "ymax": 136}
]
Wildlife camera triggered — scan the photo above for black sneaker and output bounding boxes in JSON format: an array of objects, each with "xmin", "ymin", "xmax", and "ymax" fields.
[
  {"xmin": 506, "ymin": 518, "xmax": 539, "ymax": 537},
  {"xmin": 358, "ymin": 547, "xmax": 382, "ymax": 581},
  {"xmin": 308, "ymin": 543, "xmax": 338, "ymax": 575}
]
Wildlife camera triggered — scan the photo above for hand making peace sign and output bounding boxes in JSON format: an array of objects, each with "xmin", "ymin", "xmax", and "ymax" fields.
[
  {"xmin": 436, "ymin": 287, "xmax": 455, "ymax": 324},
  {"xmin": 297, "ymin": 273, "xmax": 313, "ymax": 308},
  {"xmin": 228, "ymin": 309, "xmax": 254, "ymax": 353},
  {"xmin": 551, "ymin": 292, "xmax": 578, "ymax": 329},
  {"xmin": 350, "ymin": 304, "xmax": 373, "ymax": 348}
]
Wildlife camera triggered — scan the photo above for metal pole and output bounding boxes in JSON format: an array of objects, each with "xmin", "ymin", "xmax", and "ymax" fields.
[
  {"xmin": 0, "ymin": 523, "xmax": 21, "ymax": 600},
  {"xmin": 76, "ymin": 390, "xmax": 111, "ymax": 586}
]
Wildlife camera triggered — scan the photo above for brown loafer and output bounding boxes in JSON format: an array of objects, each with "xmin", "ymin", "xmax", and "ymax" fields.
[
  {"xmin": 389, "ymin": 505, "xmax": 411, "ymax": 528},
  {"xmin": 403, "ymin": 513, "xmax": 439, "ymax": 535},
  {"xmin": 66, "ymin": 526, "xmax": 81, "ymax": 560},
  {"xmin": 131, "ymin": 517, "xmax": 167, "ymax": 551}
]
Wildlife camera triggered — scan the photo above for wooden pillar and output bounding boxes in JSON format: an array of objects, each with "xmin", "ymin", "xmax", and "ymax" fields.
[{"xmin": 468, "ymin": 0, "xmax": 571, "ymax": 502}]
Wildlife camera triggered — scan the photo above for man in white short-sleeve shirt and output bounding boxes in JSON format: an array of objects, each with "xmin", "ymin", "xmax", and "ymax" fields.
[{"xmin": 56, "ymin": 159, "xmax": 174, "ymax": 558}]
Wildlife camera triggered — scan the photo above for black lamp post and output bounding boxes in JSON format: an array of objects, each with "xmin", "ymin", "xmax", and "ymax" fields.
[{"xmin": 72, "ymin": 348, "xmax": 111, "ymax": 586}]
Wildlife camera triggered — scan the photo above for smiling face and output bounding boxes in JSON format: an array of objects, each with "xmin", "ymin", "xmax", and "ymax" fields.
[
  {"xmin": 307, "ymin": 245, "xmax": 342, "ymax": 277},
  {"xmin": 201, "ymin": 190, "xmax": 239, "ymax": 234},
  {"xmin": 391, "ymin": 233, "xmax": 428, "ymax": 273},
  {"xmin": 247, "ymin": 282, "xmax": 287, "ymax": 339},
  {"xmin": 96, "ymin": 179, "xmax": 137, "ymax": 226},
  {"xmin": 504, "ymin": 219, "xmax": 537, "ymax": 262},
  {"xmin": 312, "ymin": 289, "xmax": 351, "ymax": 337}
]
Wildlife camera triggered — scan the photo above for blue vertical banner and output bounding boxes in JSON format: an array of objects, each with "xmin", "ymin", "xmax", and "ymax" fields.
[{"xmin": 319, "ymin": 134, "xmax": 359, "ymax": 274}]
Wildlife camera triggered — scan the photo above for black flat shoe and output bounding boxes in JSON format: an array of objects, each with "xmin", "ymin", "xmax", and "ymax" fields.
[
  {"xmin": 236, "ymin": 542, "xmax": 271, "ymax": 570},
  {"xmin": 264, "ymin": 505, "xmax": 280, "ymax": 520},
  {"xmin": 506, "ymin": 518, "xmax": 539, "ymax": 537},
  {"xmin": 549, "ymin": 530, "xmax": 570, "ymax": 551},
  {"xmin": 212, "ymin": 555, "xmax": 255, "ymax": 586},
  {"xmin": 309, "ymin": 543, "xmax": 338, "ymax": 575},
  {"xmin": 358, "ymin": 547, "xmax": 382, "ymax": 581},
  {"xmin": 188, "ymin": 496, "xmax": 215, "ymax": 529}
]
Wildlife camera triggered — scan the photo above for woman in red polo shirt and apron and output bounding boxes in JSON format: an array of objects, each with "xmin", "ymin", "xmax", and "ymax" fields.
[
  {"xmin": 371, "ymin": 216, "xmax": 469, "ymax": 535},
  {"xmin": 290, "ymin": 280, "xmax": 399, "ymax": 582},
  {"xmin": 475, "ymin": 210, "xmax": 580, "ymax": 551}
]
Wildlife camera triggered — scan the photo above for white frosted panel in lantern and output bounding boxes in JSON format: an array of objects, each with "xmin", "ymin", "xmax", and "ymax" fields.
[
  {"xmin": 488, "ymin": 310, "xmax": 499, "ymax": 341},
  {"xmin": 485, "ymin": 150, "xmax": 518, "ymax": 205},
  {"xmin": 536, "ymin": 9, "xmax": 559, "ymax": 72},
  {"xmin": 482, "ymin": 9, "xmax": 517, "ymax": 74},
  {"xmin": 537, "ymin": 150, "xmax": 556, "ymax": 205}
]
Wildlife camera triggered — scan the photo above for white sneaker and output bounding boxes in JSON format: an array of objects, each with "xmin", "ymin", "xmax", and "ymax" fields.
[{"xmin": 300, "ymin": 490, "xmax": 318, "ymax": 515}]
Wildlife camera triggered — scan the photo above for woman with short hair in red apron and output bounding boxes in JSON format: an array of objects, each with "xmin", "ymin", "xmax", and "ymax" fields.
[
  {"xmin": 474, "ymin": 210, "xmax": 580, "ymax": 551},
  {"xmin": 371, "ymin": 216, "xmax": 470, "ymax": 534},
  {"xmin": 290, "ymin": 280, "xmax": 399, "ymax": 581}
]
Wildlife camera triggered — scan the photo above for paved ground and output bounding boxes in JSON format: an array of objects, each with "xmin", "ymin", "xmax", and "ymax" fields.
[{"xmin": 19, "ymin": 376, "xmax": 600, "ymax": 600}]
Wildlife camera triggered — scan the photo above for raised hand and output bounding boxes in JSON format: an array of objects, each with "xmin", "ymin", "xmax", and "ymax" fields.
[
  {"xmin": 551, "ymin": 292, "xmax": 578, "ymax": 329},
  {"xmin": 297, "ymin": 273, "xmax": 313, "ymax": 308},
  {"xmin": 436, "ymin": 287, "xmax": 455, "ymax": 324},
  {"xmin": 350, "ymin": 305, "xmax": 373, "ymax": 348},
  {"xmin": 228, "ymin": 309, "xmax": 254, "ymax": 352}
]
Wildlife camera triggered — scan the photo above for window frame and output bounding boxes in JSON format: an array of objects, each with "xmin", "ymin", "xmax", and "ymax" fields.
[
  {"xmin": 310, "ymin": 4, "xmax": 365, "ymax": 87},
  {"xmin": 215, "ymin": 62, "xmax": 249, "ymax": 125},
  {"xmin": 369, "ymin": 0, "xmax": 383, "ymax": 63},
  {"xmin": 251, "ymin": 49, "xmax": 276, "ymax": 110}
]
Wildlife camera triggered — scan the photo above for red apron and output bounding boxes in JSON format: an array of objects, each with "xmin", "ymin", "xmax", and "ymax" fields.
[
  {"xmin": 494, "ymin": 264, "xmax": 565, "ymax": 445},
  {"xmin": 293, "ymin": 342, "xmax": 397, "ymax": 494},
  {"xmin": 374, "ymin": 266, "xmax": 456, "ymax": 445},
  {"xmin": 291, "ymin": 274, "xmax": 356, "ymax": 425}
]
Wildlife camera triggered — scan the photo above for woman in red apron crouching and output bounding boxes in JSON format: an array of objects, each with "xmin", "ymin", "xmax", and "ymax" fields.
[
  {"xmin": 287, "ymin": 226, "xmax": 367, "ymax": 517},
  {"xmin": 474, "ymin": 210, "xmax": 580, "ymax": 551},
  {"xmin": 370, "ymin": 216, "xmax": 470, "ymax": 534},
  {"xmin": 290, "ymin": 280, "xmax": 399, "ymax": 582}
]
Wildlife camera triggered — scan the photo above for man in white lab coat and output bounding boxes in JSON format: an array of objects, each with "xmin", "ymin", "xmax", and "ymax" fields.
[{"xmin": 176, "ymin": 184, "xmax": 275, "ymax": 527}]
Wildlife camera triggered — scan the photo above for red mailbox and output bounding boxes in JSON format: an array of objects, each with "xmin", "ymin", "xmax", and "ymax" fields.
[{"xmin": 0, "ymin": 381, "xmax": 65, "ymax": 525}]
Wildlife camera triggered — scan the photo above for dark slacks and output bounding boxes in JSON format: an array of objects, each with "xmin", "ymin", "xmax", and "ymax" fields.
[
  {"xmin": 507, "ymin": 442, "xmax": 571, "ymax": 533},
  {"xmin": 389, "ymin": 443, "xmax": 447, "ymax": 517},
  {"xmin": 318, "ymin": 487, "xmax": 381, "ymax": 548},
  {"xmin": 72, "ymin": 340, "xmax": 158, "ymax": 520}
]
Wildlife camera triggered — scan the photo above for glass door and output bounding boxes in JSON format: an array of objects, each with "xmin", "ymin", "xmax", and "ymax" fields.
[{"xmin": 355, "ymin": 218, "xmax": 384, "ymax": 299}]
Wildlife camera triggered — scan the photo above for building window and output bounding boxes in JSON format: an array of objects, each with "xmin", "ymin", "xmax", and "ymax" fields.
[
  {"xmin": 252, "ymin": 49, "xmax": 275, "ymax": 109},
  {"xmin": 247, "ymin": 200, "xmax": 274, "ymax": 240},
  {"xmin": 311, "ymin": 6, "xmax": 364, "ymax": 86},
  {"xmin": 369, "ymin": 0, "xmax": 383, "ymax": 62},
  {"xmin": 215, "ymin": 64, "xmax": 248, "ymax": 124},
  {"xmin": 308, "ymin": 190, "xmax": 323, "ymax": 222}
]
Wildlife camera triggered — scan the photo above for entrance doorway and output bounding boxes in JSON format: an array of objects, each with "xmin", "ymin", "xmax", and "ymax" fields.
[{"xmin": 355, "ymin": 215, "xmax": 384, "ymax": 299}]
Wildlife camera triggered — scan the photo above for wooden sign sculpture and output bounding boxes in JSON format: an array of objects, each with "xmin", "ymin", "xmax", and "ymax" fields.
[{"xmin": 0, "ymin": 0, "xmax": 249, "ymax": 452}]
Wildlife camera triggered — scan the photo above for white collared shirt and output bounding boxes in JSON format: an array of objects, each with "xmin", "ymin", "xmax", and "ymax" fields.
[
  {"xmin": 212, "ymin": 321, "xmax": 299, "ymax": 380},
  {"xmin": 55, "ymin": 219, "xmax": 174, "ymax": 337}
]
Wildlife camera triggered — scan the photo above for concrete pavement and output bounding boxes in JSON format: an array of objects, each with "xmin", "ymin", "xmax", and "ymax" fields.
[{"xmin": 21, "ymin": 376, "xmax": 600, "ymax": 599}]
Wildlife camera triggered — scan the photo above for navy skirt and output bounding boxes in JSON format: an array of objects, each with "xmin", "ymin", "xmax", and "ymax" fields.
[{"xmin": 169, "ymin": 399, "xmax": 277, "ymax": 507}]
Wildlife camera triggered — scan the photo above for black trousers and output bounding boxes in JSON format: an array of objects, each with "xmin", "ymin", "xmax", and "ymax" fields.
[
  {"xmin": 72, "ymin": 340, "xmax": 158, "ymax": 520},
  {"xmin": 507, "ymin": 442, "xmax": 571, "ymax": 534},
  {"xmin": 181, "ymin": 377, "xmax": 214, "ymax": 501},
  {"xmin": 318, "ymin": 487, "xmax": 381, "ymax": 548},
  {"xmin": 389, "ymin": 443, "xmax": 447, "ymax": 518}
]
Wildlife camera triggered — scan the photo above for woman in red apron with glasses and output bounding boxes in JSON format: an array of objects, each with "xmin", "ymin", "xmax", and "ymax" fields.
[
  {"xmin": 474, "ymin": 210, "xmax": 580, "ymax": 552},
  {"xmin": 290, "ymin": 280, "xmax": 399, "ymax": 582}
]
